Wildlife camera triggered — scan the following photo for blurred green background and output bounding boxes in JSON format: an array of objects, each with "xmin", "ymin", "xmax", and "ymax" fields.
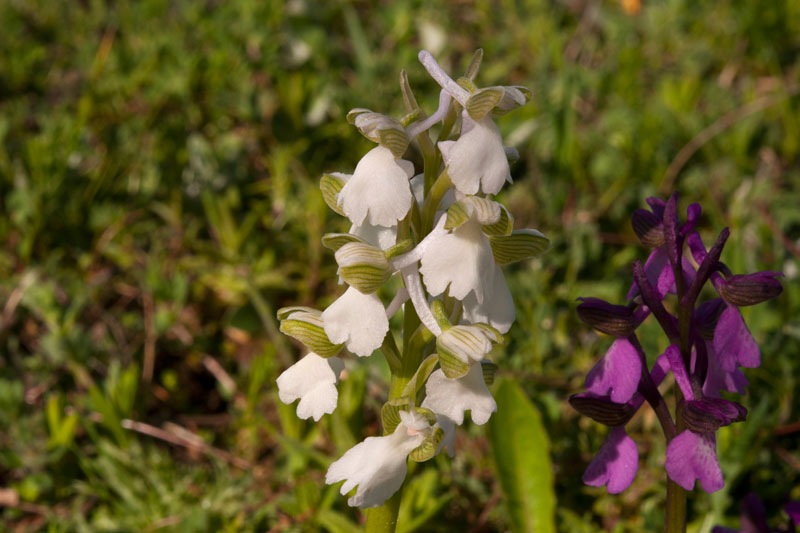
[{"xmin": 0, "ymin": 0, "xmax": 797, "ymax": 531}]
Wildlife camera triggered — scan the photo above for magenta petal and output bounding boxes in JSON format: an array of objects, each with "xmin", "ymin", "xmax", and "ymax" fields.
[
  {"xmin": 664, "ymin": 344, "xmax": 695, "ymax": 400},
  {"xmin": 627, "ymin": 248, "xmax": 672, "ymax": 300},
  {"xmin": 665, "ymin": 430, "xmax": 724, "ymax": 493},
  {"xmin": 583, "ymin": 427, "xmax": 638, "ymax": 494},
  {"xmin": 585, "ymin": 338, "xmax": 642, "ymax": 403},
  {"xmin": 713, "ymin": 306, "xmax": 760, "ymax": 371},
  {"xmin": 703, "ymin": 345, "xmax": 749, "ymax": 396}
]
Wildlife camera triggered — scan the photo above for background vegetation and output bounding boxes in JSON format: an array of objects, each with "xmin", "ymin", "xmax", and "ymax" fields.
[{"xmin": 1, "ymin": 0, "xmax": 797, "ymax": 531}]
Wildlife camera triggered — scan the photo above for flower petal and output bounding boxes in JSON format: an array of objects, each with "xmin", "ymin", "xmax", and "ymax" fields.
[
  {"xmin": 419, "ymin": 220, "xmax": 496, "ymax": 303},
  {"xmin": 440, "ymin": 116, "xmax": 510, "ymax": 195},
  {"xmin": 665, "ymin": 430, "xmax": 724, "ymax": 493},
  {"xmin": 349, "ymin": 222, "xmax": 397, "ymax": 250},
  {"xmin": 322, "ymin": 287, "xmax": 389, "ymax": 357},
  {"xmin": 585, "ymin": 338, "xmax": 642, "ymax": 404},
  {"xmin": 422, "ymin": 366, "xmax": 497, "ymax": 425},
  {"xmin": 713, "ymin": 305, "xmax": 760, "ymax": 371},
  {"xmin": 461, "ymin": 267, "xmax": 515, "ymax": 333},
  {"xmin": 338, "ymin": 146, "xmax": 414, "ymax": 227},
  {"xmin": 583, "ymin": 427, "xmax": 639, "ymax": 494},
  {"xmin": 276, "ymin": 353, "xmax": 344, "ymax": 421}
]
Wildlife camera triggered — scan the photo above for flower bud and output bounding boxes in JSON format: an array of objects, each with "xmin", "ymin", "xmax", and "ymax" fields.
[
  {"xmin": 717, "ymin": 271, "xmax": 783, "ymax": 307},
  {"xmin": 682, "ymin": 397, "xmax": 747, "ymax": 433},
  {"xmin": 576, "ymin": 298, "xmax": 639, "ymax": 337},
  {"xmin": 568, "ymin": 393, "xmax": 637, "ymax": 427}
]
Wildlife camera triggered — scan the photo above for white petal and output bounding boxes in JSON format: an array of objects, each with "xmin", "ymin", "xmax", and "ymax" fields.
[
  {"xmin": 419, "ymin": 221, "xmax": 495, "ymax": 303},
  {"xmin": 422, "ymin": 366, "xmax": 497, "ymax": 425},
  {"xmin": 462, "ymin": 268, "xmax": 515, "ymax": 333},
  {"xmin": 349, "ymin": 222, "xmax": 397, "ymax": 250},
  {"xmin": 322, "ymin": 287, "xmax": 389, "ymax": 356},
  {"xmin": 276, "ymin": 353, "xmax": 344, "ymax": 421},
  {"xmin": 338, "ymin": 146, "xmax": 414, "ymax": 227},
  {"xmin": 326, "ymin": 416, "xmax": 424, "ymax": 508},
  {"xmin": 435, "ymin": 415, "xmax": 456, "ymax": 457},
  {"xmin": 440, "ymin": 116, "xmax": 510, "ymax": 195}
]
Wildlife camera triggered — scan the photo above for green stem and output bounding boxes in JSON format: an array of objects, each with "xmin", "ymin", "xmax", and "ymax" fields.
[
  {"xmin": 665, "ymin": 384, "xmax": 687, "ymax": 532},
  {"xmin": 421, "ymin": 170, "xmax": 453, "ymax": 234},
  {"xmin": 365, "ymin": 489, "xmax": 402, "ymax": 533},
  {"xmin": 664, "ymin": 478, "xmax": 687, "ymax": 533}
]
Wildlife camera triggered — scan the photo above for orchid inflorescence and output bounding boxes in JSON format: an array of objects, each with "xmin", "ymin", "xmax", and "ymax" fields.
[
  {"xmin": 570, "ymin": 194, "xmax": 783, "ymax": 495},
  {"xmin": 276, "ymin": 50, "xmax": 548, "ymax": 508}
]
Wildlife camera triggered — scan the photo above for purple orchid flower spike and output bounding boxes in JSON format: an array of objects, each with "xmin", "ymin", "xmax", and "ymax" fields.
[{"xmin": 571, "ymin": 195, "xmax": 783, "ymax": 529}]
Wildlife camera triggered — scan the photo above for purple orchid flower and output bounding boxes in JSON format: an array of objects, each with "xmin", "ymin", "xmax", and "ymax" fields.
[{"xmin": 570, "ymin": 194, "xmax": 783, "ymax": 498}]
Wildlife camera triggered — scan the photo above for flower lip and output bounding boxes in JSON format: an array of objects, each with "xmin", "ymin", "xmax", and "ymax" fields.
[
  {"xmin": 337, "ymin": 146, "xmax": 415, "ymax": 228},
  {"xmin": 582, "ymin": 426, "xmax": 639, "ymax": 494},
  {"xmin": 276, "ymin": 353, "xmax": 344, "ymax": 421},
  {"xmin": 665, "ymin": 430, "xmax": 724, "ymax": 493}
]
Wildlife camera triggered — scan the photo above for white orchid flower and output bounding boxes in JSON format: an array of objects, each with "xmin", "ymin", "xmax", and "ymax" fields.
[{"xmin": 326, "ymin": 410, "xmax": 431, "ymax": 508}]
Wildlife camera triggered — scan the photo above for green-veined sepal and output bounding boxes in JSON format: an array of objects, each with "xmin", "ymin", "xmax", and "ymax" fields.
[
  {"xmin": 320, "ymin": 173, "xmax": 347, "ymax": 216},
  {"xmin": 347, "ymin": 108, "xmax": 410, "ymax": 159},
  {"xmin": 489, "ymin": 229, "xmax": 550, "ymax": 265},
  {"xmin": 466, "ymin": 86, "xmax": 506, "ymax": 121},
  {"xmin": 409, "ymin": 426, "xmax": 444, "ymax": 462},
  {"xmin": 335, "ymin": 242, "xmax": 391, "ymax": 294},
  {"xmin": 277, "ymin": 307, "xmax": 342, "ymax": 357},
  {"xmin": 321, "ymin": 233, "xmax": 366, "ymax": 252}
]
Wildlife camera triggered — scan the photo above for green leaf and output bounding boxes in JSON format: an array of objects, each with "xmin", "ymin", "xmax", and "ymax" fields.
[
  {"xmin": 488, "ymin": 378, "xmax": 555, "ymax": 533},
  {"xmin": 489, "ymin": 230, "xmax": 550, "ymax": 265},
  {"xmin": 316, "ymin": 509, "xmax": 360, "ymax": 533}
]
